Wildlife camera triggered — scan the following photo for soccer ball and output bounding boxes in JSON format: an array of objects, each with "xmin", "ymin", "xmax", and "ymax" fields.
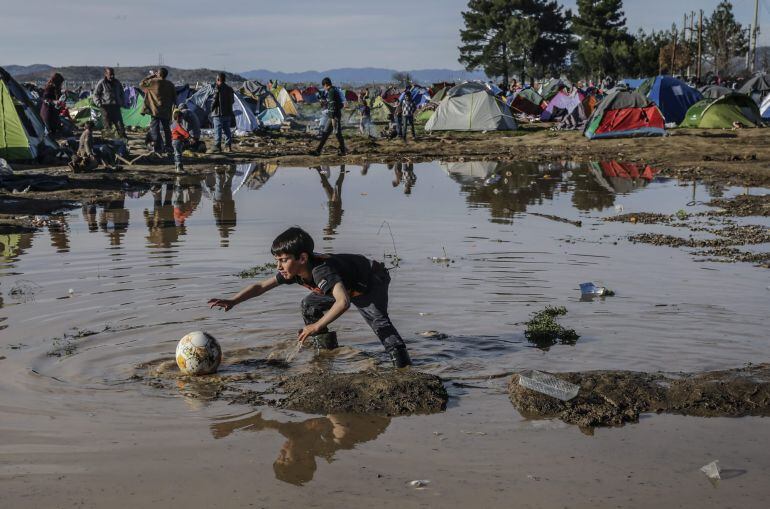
[{"xmin": 175, "ymin": 331, "xmax": 222, "ymax": 375}]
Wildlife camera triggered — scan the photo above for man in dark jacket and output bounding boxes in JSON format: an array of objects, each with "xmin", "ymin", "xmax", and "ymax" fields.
[
  {"xmin": 211, "ymin": 73, "xmax": 235, "ymax": 153},
  {"xmin": 140, "ymin": 67, "xmax": 176, "ymax": 154},
  {"xmin": 312, "ymin": 77, "xmax": 346, "ymax": 156},
  {"xmin": 92, "ymin": 67, "xmax": 126, "ymax": 139}
]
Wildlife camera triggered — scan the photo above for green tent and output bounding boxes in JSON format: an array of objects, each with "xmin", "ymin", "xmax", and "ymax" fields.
[
  {"xmin": 121, "ymin": 94, "xmax": 151, "ymax": 128},
  {"xmin": 370, "ymin": 96, "xmax": 393, "ymax": 122},
  {"xmin": 70, "ymin": 97, "xmax": 104, "ymax": 128},
  {"xmin": 0, "ymin": 77, "xmax": 57, "ymax": 161},
  {"xmin": 415, "ymin": 109, "xmax": 434, "ymax": 123},
  {"xmin": 679, "ymin": 93, "xmax": 762, "ymax": 129}
]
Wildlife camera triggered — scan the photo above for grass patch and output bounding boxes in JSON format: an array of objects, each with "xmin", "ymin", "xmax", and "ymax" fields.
[
  {"xmin": 524, "ymin": 306, "xmax": 580, "ymax": 345},
  {"xmin": 237, "ymin": 262, "xmax": 277, "ymax": 278}
]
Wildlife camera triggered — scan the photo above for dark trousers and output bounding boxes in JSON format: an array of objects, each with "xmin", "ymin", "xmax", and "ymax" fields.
[
  {"xmin": 300, "ymin": 269, "xmax": 406, "ymax": 353},
  {"xmin": 316, "ymin": 116, "xmax": 346, "ymax": 153},
  {"xmin": 149, "ymin": 116, "xmax": 172, "ymax": 153},
  {"xmin": 101, "ymin": 105, "xmax": 126, "ymax": 138},
  {"xmin": 401, "ymin": 114, "xmax": 416, "ymax": 139}
]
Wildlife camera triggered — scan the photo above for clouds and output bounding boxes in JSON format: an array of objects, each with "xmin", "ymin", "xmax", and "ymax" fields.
[{"xmin": 1, "ymin": 0, "xmax": 766, "ymax": 71}]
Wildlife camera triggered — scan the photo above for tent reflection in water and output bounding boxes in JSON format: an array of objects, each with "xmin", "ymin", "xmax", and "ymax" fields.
[
  {"xmin": 425, "ymin": 82, "xmax": 517, "ymax": 132},
  {"xmin": 588, "ymin": 161, "xmax": 659, "ymax": 194}
]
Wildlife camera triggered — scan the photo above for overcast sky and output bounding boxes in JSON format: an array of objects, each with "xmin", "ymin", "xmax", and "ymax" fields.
[{"xmin": 2, "ymin": 0, "xmax": 768, "ymax": 72}]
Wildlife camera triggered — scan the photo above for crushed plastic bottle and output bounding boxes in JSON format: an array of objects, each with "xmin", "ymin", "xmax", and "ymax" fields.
[
  {"xmin": 700, "ymin": 460, "xmax": 721, "ymax": 480},
  {"xmin": 518, "ymin": 370, "xmax": 580, "ymax": 401},
  {"xmin": 580, "ymin": 282, "xmax": 607, "ymax": 296}
]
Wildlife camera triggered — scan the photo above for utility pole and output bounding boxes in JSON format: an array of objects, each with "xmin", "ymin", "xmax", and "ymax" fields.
[
  {"xmin": 671, "ymin": 23, "xmax": 678, "ymax": 75},
  {"xmin": 697, "ymin": 10, "xmax": 703, "ymax": 82},
  {"xmin": 746, "ymin": 24, "xmax": 752, "ymax": 71},
  {"xmin": 688, "ymin": 11, "xmax": 695, "ymax": 78},
  {"xmin": 751, "ymin": 0, "xmax": 759, "ymax": 73}
]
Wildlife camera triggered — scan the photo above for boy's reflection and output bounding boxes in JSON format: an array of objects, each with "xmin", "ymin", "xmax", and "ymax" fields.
[
  {"xmin": 391, "ymin": 161, "xmax": 416, "ymax": 195},
  {"xmin": 316, "ymin": 165, "xmax": 344, "ymax": 239},
  {"xmin": 211, "ymin": 412, "xmax": 390, "ymax": 486}
]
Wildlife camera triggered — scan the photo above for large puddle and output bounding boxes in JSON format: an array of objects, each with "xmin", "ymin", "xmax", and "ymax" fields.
[{"xmin": 1, "ymin": 160, "xmax": 769, "ymax": 491}]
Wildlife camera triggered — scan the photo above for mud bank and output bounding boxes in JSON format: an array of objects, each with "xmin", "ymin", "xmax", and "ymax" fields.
[{"xmin": 509, "ymin": 364, "xmax": 770, "ymax": 428}]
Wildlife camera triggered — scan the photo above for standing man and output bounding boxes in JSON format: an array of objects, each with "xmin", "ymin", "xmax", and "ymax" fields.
[
  {"xmin": 210, "ymin": 73, "xmax": 234, "ymax": 153},
  {"xmin": 140, "ymin": 68, "xmax": 176, "ymax": 155},
  {"xmin": 312, "ymin": 77, "xmax": 346, "ymax": 156},
  {"xmin": 399, "ymin": 85, "xmax": 416, "ymax": 141},
  {"xmin": 92, "ymin": 67, "xmax": 126, "ymax": 139}
]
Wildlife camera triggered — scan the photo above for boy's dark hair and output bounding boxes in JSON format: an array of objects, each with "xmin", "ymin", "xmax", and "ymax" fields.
[
  {"xmin": 321, "ymin": 77, "xmax": 332, "ymax": 87},
  {"xmin": 271, "ymin": 227, "xmax": 314, "ymax": 258},
  {"xmin": 158, "ymin": 67, "xmax": 168, "ymax": 78},
  {"xmin": 217, "ymin": 72, "xmax": 226, "ymax": 83}
]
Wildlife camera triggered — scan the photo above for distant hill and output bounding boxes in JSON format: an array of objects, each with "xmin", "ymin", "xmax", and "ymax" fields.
[
  {"xmin": 240, "ymin": 67, "xmax": 489, "ymax": 85},
  {"xmin": 5, "ymin": 65, "xmax": 245, "ymax": 86}
]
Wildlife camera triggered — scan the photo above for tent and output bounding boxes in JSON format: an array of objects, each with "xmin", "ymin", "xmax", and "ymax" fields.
[
  {"xmin": 584, "ymin": 89, "xmax": 665, "ymax": 139},
  {"xmin": 186, "ymin": 84, "xmax": 259, "ymax": 132},
  {"xmin": 540, "ymin": 91, "xmax": 581, "ymax": 122},
  {"xmin": 121, "ymin": 94, "xmax": 151, "ymax": 128},
  {"xmin": 738, "ymin": 74, "xmax": 770, "ymax": 104},
  {"xmin": 424, "ymin": 82, "xmax": 517, "ymax": 132},
  {"xmin": 175, "ymin": 85, "xmax": 192, "ymax": 105},
  {"xmin": 275, "ymin": 87, "xmax": 299, "ymax": 116},
  {"xmin": 289, "ymin": 89, "xmax": 304, "ymax": 103},
  {"xmin": 761, "ymin": 93, "xmax": 770, "ymax": 120},
  {"xmin": 345, "ymin": 90, "xmax": 359, "ymax": 102},
  {"xmin": 370, "ymin": 96, "xmax": 393, "ymax": 122},
  {"xmin": 680, "ymin": 94, "xmax": 762, "ymax": 128},
  {"xmin": 430, "ymin": 86, "xmax": 448, "ymax": 104},
  {"xmin": 507, "ymin": 88, "xmax": 544, "ymax": 116},
  {"xmin": 640, "ymin": 75, "xmax": 702, "ymax": 125},
  {"xmin": 241, "ymin": 80, "xmax": 286, "ymax": 129},
  {"xmin": 540, "ymin": 78, "xmax": 572, "ymax": 101},
  {"xmin": 302, "ymin": 86, "xmax": 319, "ymax": 103},
  {"xmin": 698, "ymin": 85, "xmax": 733, "ymax": 99},
  {"xmin": 0, "ymin": 66, "xmax": 58, "ymax": 161},
  {"xmin": 557, "ymin": 94, "xmax": 597, "ymax": 130},
  {"xmin": 620, "ymin": 78, "xmax": 646, "ymax": 90}
]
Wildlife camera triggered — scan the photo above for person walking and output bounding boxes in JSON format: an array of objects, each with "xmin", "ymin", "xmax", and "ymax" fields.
[
  {"xmin": 140, "ymin": 68, "xmax": 176, "ymax": 155},
  {"xmin": 92, "ymin": 67, "xmax": 127, "ymax": 139},
  {"xmin": 40, "ymin": 73, "xmax": 65, "ymax": 137},
  {"xmin": 311, "ymin": 77, "xmax": 346, "ymax": 156},
  {"xmin": 399, "ymin": 85, "xmax": 416, "ymax": 141},
  {"xmin": 210, "ymin": 73, "xmax": 235, "ymax": 153}
]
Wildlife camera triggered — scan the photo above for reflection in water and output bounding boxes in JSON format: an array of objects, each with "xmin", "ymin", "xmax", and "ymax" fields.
[
  {"xmin": 99, "ymin": 197, "xmax": 130, "ymax": 246},
  {"xmin": 211, "ymin": 412, "xmax": 390, "ymax": 486},
  {"xmin": 206, "ymin": 169, "xmax": 237, "ymax": 246},
  {"xmin": 1, "ymin": 232, "xmax": 34, "ymax": 265},
  {"xmin": 390, "ymin": 161, "xmax": 417, "ymax": 195},
  {"xmin": 144, "ymin": 177, "xmax": 203, "ymax": 249},
  {"xmin": 444, "ymin": 160, "xmax": 663, "ymax": 222},
  {"xmin": 316, "ymin": 165, "xmax": 345, "ymax": 239}
]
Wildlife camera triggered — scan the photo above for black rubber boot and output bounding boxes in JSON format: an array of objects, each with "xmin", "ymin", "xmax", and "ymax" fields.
[
  {"xmin": 389, "ymin": 346, "xmax": 412, "ymax": 368},
  {"xmin": 311, "ymin": 331, "xmax": 338, "ymax": 350}
]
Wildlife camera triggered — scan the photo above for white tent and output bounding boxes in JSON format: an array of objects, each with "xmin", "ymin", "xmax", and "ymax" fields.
[{"xmin": 425, "ymin": 82, "xmax": 517, "ymax": 132}]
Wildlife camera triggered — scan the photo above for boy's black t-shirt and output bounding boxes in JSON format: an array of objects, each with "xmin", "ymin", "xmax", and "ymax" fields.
[{"xmin": 275, "ymin": 253, "xmax": 374, "ymax": 296}]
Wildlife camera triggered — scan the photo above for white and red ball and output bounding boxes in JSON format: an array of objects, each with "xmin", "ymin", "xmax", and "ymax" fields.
[{"xmin": 176, "ymin": 331, "xmax": 222, "ymax": 375}]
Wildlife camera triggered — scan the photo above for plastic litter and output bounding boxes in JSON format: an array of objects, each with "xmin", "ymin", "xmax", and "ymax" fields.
[
  {"xmin": 518, "ymin": 370, "xmax": 580, "ymax": 401},
  {"xmin": 0, "ymin": 158, "xmax": 13, "ymax": 176},
  {"xmin": 408, "ymin": 480, "xmax": 430, "ymax": 488},
  {"xmin": 700, "ymin": 460, "xmax": 721, "ymax": 480},
  {"xmin": 484, "ymin": 174, "xmax": 501, "ymax": 186},
  {"xmin": 580, "ymin": 282, "xmax": 606, "ymax": 296}
]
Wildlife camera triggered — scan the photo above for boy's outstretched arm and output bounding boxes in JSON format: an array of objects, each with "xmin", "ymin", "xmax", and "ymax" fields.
[
  {"xmin": 298, "ymin": 282, "xmax": 350, "ymax": 343},
  {"xmin": 208, "ymin": 276, "xmax": 279, "ymax": 311}
]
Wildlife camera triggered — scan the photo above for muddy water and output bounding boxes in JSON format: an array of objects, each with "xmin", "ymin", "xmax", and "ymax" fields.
[{"xmin": 2, "ymin": 161, "xmax": 769, "ymax": 506}]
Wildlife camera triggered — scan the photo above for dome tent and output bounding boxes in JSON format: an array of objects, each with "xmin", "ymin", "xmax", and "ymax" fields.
[
  {"xmin": 681, "ymin": 94, "xmax": 762, "ymax": 128},
  {"xmin": 583, "ymin": 88, "xmax": 665, "ymax": 139},
  {"xmin": 425, "ymin": 82, "xmax": 517, "ymax": 132},
  {"xmin": 639, "ymin": 75, "xmax": 702, "ymax": 125}
]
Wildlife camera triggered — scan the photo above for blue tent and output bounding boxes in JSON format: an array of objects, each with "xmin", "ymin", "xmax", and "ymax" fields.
[
  {"xmin": 643, "ymin": 75, "xmax": 702, "ymax": 125},
  {"xmin": 185, "ymin": 84, "xmax": 259, "ymax": 132}
]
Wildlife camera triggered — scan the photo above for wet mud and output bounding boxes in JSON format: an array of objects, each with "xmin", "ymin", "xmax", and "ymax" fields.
[{"xmin": 509, "ymin": 364, "xmax": 770, "ymax": 429}]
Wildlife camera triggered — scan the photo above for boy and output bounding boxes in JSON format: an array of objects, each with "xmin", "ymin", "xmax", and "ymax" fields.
[
  {"xmin": 208, "ymin": 227, "xmax": 412, "ymax": 368},
  {"xmin": 171, "ymin": 110, "xmax": 191, "ymax": 172}
]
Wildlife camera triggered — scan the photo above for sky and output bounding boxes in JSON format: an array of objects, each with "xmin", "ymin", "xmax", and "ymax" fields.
[{"xmin": 2, "ymin": 0, "xmax": 769, "ymax": 72}]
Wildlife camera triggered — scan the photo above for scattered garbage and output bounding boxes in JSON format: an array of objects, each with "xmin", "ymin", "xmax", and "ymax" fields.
[
  {"xmin": 614, "ymin": 204, "xmax": 624, "ymax": 214},
  {"xmin": 419, "ymin": 330, "xmax": 448, "ymax": 339},
  {"xmin": 408, "ymin": 480, "xmax": 430, "ymax": 489},
  {"xmin": 0, "ymin": 158, "xmax": 13, "ymax": 176},
  {"xmin": 484, "ymin": 174, "xmax": 501, "ymax": 186},
  {"xmin": 579, "ymin": 282, "xmax": 615, "ymax": 297},
  {"xmin": 700, "ymin": 460, "xmax": 721, "ymax": 481},
  {"xmin": 518, "ymin": 369, "xmax": 580, "ymax": 401},
  {"xmin": 8, "ymin": 279, "xmax": 42, "ymax": 302}
]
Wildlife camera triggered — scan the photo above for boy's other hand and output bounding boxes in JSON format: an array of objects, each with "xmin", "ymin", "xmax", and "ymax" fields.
[
  {"xmin": 208, "ymin": 298, "xmax": 235, "ymax": 311},
  {"xmin": 297, "ymin": 323, "xmax": 321, "ymax": 343}
]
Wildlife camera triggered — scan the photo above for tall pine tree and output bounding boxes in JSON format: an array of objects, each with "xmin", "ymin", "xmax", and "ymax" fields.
[
  {"xmin": 572, "ymin": 0, "xmax": 632, "ymax": 80},
  {"xmin": 704, "ymin": 1, "xmax": 747, "ymax": 77},
  {"xmin": 459, "ymin": 0, "xmax": 571, "ymax": 85}
]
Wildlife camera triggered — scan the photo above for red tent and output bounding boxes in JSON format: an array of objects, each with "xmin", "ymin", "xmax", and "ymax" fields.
[{"xmin": 345, "ymin": 90, "xmax": 359, "ymax": 102}]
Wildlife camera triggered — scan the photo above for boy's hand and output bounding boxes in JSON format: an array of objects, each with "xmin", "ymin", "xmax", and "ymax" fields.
[
  {"xmin": 297, "ymin": 323, "xmax": 322, "ymax": 343},
  {"xmin": 208, "ymin": 298, "xmax": 235, "ymax": 311}
]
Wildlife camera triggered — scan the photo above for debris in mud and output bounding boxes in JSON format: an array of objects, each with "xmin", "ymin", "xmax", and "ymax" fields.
[
  {"xmin": 419, "ymin": 330, "xmax": 448, "ymax": 339},
  {"xmin": 8, "ymin": 279, "xmax": 42, "ymax": 302},
  {"xmin": 524, "ymin": 306, "xmax": 580, "ymax": 347},
  {"xmin": 237, "ymin": 262, "xmax": 277, "ymax": 278},
  {"xmin": 509, "ymin": 363, "xmax": 770, "ymax": 428},
  {"xmin": 707, "ymin": 194, "xmax": 770, "ymax": 217},
  {"xmin": 700, "ymin": 461, "xmax": 721, "ymax": 481},
  {"xmin": 692, "ymin": 247, "xmax": 770, "ymax": 266},
  {"xmin": 630, "ymin": 224, "xmax": 770, "ymax": 250},
  {"xmin": 529, "ymin": 212, "xmax": 582, "ymax": 227},
  {"xmin": 606, "ymin": 212, "xmax": 676, "ymax": 224},
  {"xmin": 275, "ymin": 369, "xmax": 448, "ymax": 416},
  {"xmin": 47, "ymin": 326, "xmax": 109, "ymax": 357}
]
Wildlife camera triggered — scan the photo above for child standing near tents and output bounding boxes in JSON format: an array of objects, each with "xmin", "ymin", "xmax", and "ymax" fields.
[
  {"xmin": 400, "ymin": 85, "xmax": 416, "ymax": 141},
  {"xmin": 171, "ymin": 110, "xmax": 191, "ymax": 172},
  {"xmin": 207, "ymin": 226, "xmax": 412, "ymax": 368}
]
